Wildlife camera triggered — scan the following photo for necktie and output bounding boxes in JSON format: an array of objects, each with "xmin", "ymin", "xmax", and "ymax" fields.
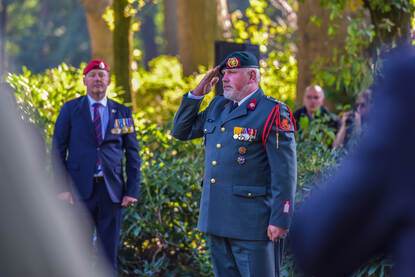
[
  {"xmin": 93, "ymin": 103, "xmax": 102, "ymax": 174},
  {"xmin": 229, "ymin": 102, "xmax": 238, "ymax": 113}
]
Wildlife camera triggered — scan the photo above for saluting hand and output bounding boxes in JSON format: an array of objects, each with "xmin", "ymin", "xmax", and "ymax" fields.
[
  {"xmin": 192, "ymin": 66, "xmax": 220, "ymax": 96},
  {"xmin": 267, "ymin": 224, "xmax": 289, "ymax": 242}
]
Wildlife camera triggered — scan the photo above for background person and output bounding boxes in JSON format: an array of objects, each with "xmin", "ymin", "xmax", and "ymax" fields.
[
  {"xmin": 52, "ymin": 60, "xmax": 141, "ymax": 273},
  {"xmin": 333, "ymin": 89, "xmax": 373, "ymax": 149},
  {"xmin": 172, "ymin": 51, "xmax": 297, "ymax": 277},
  {"xmin": 294, "ymin": 85, "xmax": 339, "ymax": 132}
]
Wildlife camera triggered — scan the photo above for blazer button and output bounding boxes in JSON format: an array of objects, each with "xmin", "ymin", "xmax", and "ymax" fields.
[
  {"xmin": 212, "ymin": 161, "xmax": 217, "ymax": 166},
  {"xmin": 221, "ymin": 127, "xmax": 226, "ymax": 132},
  {"xmin": 216, "ymin": 143, "xmax": 222, "ymax": 149},
  {"xmin": 210, "ymin": 178, "xmax": 216, "ymax": 184},
  {"xmin": 248, "ymin": 192, "xmax": 252, "ymax": 197}
]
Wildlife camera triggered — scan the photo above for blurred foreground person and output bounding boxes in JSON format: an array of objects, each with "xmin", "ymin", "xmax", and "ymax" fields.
[
  {"xmin": 53, "ymin": 60, "xmax": 141, "ymax": 273},
  {"xmin": 173, "ymin": 51, "xmax": 297, "ymax": 277},
  {"xmin": 291, "ymin": 46, "xmax": 415, "ymax": 276},
  {"xmin": 0, "ymin": 84, "xmax": 112, "ymax": 276}
]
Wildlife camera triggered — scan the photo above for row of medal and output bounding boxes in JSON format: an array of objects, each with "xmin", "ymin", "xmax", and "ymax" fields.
[
  {"xmin": 111, "ymin": 118, "xmax": 134, "ymax": 134},
  {"xmin": 233, "ymin": 127, "xmax": 257, "ymax": 142}
]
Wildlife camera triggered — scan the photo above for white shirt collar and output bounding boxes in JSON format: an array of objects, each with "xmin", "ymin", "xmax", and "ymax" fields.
[
  {"xmin": 237, "ymin": 88, "xmax": 259, "ymax": 106},
  {"xmin": 87, "ymin": 94, "xmax": 107, "ymax": 107}
]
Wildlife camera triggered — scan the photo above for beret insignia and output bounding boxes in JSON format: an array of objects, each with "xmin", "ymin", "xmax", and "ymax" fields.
[
  {"xmin": 99, "ymin": 62, "xmax": 106, "ymax": 69},
  {"xmin": 226, "ymin": 57, "xmax": 240, "ymax": 68}
]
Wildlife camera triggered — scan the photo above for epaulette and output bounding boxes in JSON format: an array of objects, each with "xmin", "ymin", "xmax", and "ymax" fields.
[{"xmin": 262, "ymin": 96, "xmax": 296, "ymax": 150}]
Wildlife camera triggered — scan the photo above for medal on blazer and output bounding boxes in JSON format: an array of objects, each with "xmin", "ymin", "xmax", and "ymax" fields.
[
  {"xmin": 122, "ymin": 118, "xmax": 129, "ymax": 134},
  {"xmin": 126, "ymin": 117, "xmax": 134, "ymax": 133},
  {"xmin": 238, "ymin": 146, "xmax": 246, "ymax": 155},
  {"xmin": 111, "ymin": 119, "xmax": 122, "ymax": 134}
]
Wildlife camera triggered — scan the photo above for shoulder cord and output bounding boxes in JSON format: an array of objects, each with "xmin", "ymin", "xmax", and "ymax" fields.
[{"xmin": 262, "ymin": 104, "xmax": 296, "ymax": 150}]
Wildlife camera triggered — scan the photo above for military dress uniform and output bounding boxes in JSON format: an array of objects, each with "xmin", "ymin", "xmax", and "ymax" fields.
[{"xmin": 173, "ymin": 81, "xmax": 297, "ymax": 276}]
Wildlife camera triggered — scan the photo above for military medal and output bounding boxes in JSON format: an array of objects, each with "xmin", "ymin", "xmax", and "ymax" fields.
[
  {"xmin": 238, "ymin": 146, "xmax": 246, "ymax": 155},
  {"xmin": 111, "ymin": 119, "xmax": 122, "ymax": 134},
  {"xmin": 237, "ymin": 156, "xmax": 246, "ymax": 165}
]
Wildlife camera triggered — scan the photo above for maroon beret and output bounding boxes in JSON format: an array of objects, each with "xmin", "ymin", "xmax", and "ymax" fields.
[{"xmin": 83, "ymin": 59, "xmax": 109, "ymax": 75}]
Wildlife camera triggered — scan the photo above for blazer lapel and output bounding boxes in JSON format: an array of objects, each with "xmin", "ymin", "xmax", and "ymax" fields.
[{"xmin": 104, "ymin": 99, "xmax": 116, "ymax": 139}]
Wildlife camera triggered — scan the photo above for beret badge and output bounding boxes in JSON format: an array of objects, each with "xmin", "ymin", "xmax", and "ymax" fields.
[
  {"xmin": 99, "ymin": 62, "xmax": 106, "ymax": 69},
  {"xmin": 226, "ymin": 57, "xmax": 240, "ymax": 68}
]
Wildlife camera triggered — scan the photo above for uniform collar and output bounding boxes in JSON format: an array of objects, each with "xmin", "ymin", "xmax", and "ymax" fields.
[
  {"xmin": 237, "ymin": 88, "xmax": 259, "ymax": 106},
  {"xmin": 87, "ymin": 94, "xmax": 107, "ymax": 107}
]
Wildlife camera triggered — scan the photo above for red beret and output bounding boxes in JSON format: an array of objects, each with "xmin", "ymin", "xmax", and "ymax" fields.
[{"xmin": 83, "ymin": 59, "xmax": 109, "ymax": 75}]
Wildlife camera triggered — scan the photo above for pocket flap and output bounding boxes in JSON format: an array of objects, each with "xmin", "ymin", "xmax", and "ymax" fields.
[
  {"xmin": 232, "ymin": 185, "xmax": 266, "ymax": 198},
  {"xmin": 203, "ymin": 123, "xmax": 216, "ymax": 134}
]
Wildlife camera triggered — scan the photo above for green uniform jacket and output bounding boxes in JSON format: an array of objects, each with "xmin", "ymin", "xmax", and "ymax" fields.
[{"xmin": 172, "ymin": 88, "xmax": 297, "ymax": 240}]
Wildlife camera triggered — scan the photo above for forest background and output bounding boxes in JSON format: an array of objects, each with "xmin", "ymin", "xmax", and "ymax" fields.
[{"xmin": 1, "ymin": 0, "xmax": 414, "ymax": 276}]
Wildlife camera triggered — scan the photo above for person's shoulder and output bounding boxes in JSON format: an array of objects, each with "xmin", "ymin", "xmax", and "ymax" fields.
[
  {"xmin": 108, "ymin": 98, "xmax": 131, "ymax": 111},
  {"xmin": 63, "ymin": 96, "xmax": 84, "ymax": 109},
  {"xmin": 261, "ymin": 94, "xmax": 291, "ymax": 111},
  {"xmin": 321, "ymin": 106, "xmax": 339, "ymax": 120}
]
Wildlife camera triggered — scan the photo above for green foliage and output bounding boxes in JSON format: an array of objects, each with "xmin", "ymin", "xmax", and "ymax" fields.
[
  {"xmin": 119, "ymin": 124, "xmax": 212, "ymax": 276},
  {"xmin": 132, "ymin": 56, "xmax": 214, "ymax": 125},
  {"xmin": 4, "ymin": 0, "xmax": 90, "ymax": 75},
  {"xmin": 313, "ymin": 0, "xmax": 415, "ymax": 108},
  {"xmin": 231, "ymin": 0, "xmax": 297, "ymax": 105}
]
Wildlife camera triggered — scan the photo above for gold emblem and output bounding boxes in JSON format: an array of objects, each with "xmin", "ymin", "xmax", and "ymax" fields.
[
  {"xmin": 237, "ymin": 156, "xmax": 246, "ymax": 165},
  {"xmin": 226, "ymin": 57, "xmax": 240, "ymax": 68},
  {"xmin": 111, "ymin": 128, "xmax": 122, "ymax": 135}
]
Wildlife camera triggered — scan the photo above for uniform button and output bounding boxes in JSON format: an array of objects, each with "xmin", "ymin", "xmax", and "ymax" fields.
[
  {"xmin": 212, "ymin": 161, "xmax": 217, "ymax": 166},
  {"xmin": 248, "ymin": 192, "xmax": 252, "ymax": 197},
  {"xmin": 216, "ymin": 144, "xmax": 222, "ymax": 149},
  {"xmin": 221, "ymin": 127, "xmax": 226, "ymax": 132},
  {"xmin": 211, "ymin": 178, "xmax": 216, "ymax": 184}
]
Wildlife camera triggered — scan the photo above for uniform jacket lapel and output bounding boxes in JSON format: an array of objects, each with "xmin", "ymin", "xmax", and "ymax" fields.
[{"xmin": 221, "ymin": 88, "xmax": 263, "ymax": 125}]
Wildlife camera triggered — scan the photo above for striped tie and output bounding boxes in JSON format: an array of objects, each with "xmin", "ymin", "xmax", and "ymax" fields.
[{"xmin": 93, "ymin": 103, "xmax": 102, "ymax": 174}]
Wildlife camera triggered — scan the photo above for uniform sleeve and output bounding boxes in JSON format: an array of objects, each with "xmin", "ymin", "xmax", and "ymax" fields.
[
  {"xmin": 172, "ymin": 93, "xmax": 211, "ymax": 141},
  {"xmin": 265, "ymin": 104, "xmax": 297, "ymax": 228},
  {"xmin": 123, "ymin": 107, "xmax": 141, "ymax": 198}
]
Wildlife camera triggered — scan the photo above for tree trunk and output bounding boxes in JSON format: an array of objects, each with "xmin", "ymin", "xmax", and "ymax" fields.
[
  {"xmin": 82, "ymin": 0, "xmax": 113, "ymax": 66},
  {"xmin": 141, "ymin": 6, "xmax": 158, "ymax": 68},
  {"xmin": 113, "ymin": 0, "xmax": 132, "ymax": 104},
  {"xmin": 176, "ymin": 0, "xmax": 229, "ymax": 75},
  {"xmin": 163, "ymin": 0, "xmax": 179, "ymax": 56},
  {"xmin": 0, "ymin": 0, "xmax": 8, "ymax": 80},
  {"xmin": 363, "ymin": 0, "xmax": 412, "ymax": 59},
  {"xmin": 296, "ymin": 1, "xmax": 350, "ymax": 108}
]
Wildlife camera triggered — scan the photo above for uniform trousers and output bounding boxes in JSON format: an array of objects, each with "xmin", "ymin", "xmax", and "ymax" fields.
[
  {"xmin": 77, "ymin": 177, "xmax": 123, "ymax": 274},
  {"xmin": 208, "ymin": 234, "xmax": 283, "ymax": 277}
]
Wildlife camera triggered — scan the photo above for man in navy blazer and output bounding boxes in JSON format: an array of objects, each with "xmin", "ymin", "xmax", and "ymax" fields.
[{"xmin": 53, "ymin": 60, "xmax": 140, "ymax": 272}]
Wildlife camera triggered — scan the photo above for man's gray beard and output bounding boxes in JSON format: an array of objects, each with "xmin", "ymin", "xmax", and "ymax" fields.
[{"xmin": 223, "ymin": 89, "xmax": 237, "ymax": 101}]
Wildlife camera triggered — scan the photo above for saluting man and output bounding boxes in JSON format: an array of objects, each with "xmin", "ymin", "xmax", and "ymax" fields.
[
  {"xmin": 172, "ymin": 51, "xmax": 297, "ymax": 277},
  {"xmin": 53, "ymin": 60, "xmax": 140, "ymax": 273}
]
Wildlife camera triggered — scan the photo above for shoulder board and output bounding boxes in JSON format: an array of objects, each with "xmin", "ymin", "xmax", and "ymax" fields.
[{"xmin": 263, "ymin": 95, "xmax": 284, "ymax": 105}]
